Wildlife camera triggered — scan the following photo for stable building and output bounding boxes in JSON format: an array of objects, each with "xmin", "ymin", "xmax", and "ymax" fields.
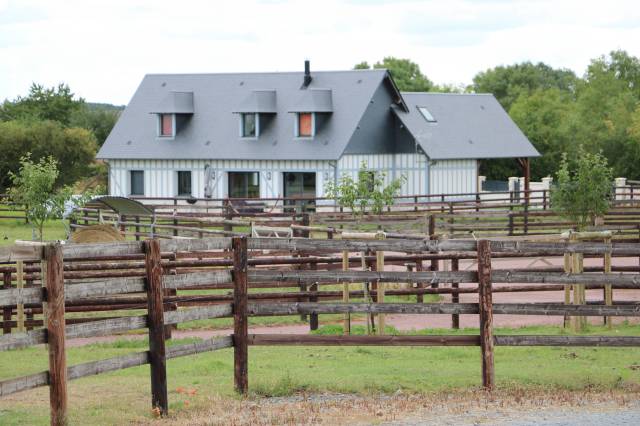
[{"xmin": 97, "ymin": 61, "xmax": 539, "ymax": 202}]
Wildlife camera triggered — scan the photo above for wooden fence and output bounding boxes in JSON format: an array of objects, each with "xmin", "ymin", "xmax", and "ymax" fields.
[{"xmin": 1, "ymin": 237, "xmax": 640, "ymax": 423}]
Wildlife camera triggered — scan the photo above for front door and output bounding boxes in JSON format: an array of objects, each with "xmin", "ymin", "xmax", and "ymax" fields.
[{"xmin": 283, "ymin": 172, "xmax": 316, "ymax": 212}]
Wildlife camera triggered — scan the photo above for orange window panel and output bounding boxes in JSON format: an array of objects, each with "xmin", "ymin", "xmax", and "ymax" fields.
[
  {"xmin": 160, "ymin": 114, "xmax": 173, "ymax": 136},
  {"xmin": 298, "ymin": 113, "xmax": 312, "ymax": 137}
]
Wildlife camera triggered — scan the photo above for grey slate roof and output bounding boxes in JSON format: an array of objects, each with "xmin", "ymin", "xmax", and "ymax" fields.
[
  {"xmin": 150, "ymin": 91, "xmax": 194, "ymax": 114},
  {"xmin": 97, "ymin": 70, "xmax": 389, "ymax": 161},
  {"xmin": 289, "ymin": 89, "xmax": 333, "ymax": 112},
  {"xmin": 233, "ymin": 90, "xmax": 278, "ymax": 113},
  {"xmin": 394, "ymin": 93, "xmax": 540, "ymax": 160}
]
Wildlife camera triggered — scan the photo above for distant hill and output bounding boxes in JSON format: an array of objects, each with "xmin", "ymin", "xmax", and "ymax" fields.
[{"xmin": 85, "ymin": 102, "xmax": 125, "ymax": 111}]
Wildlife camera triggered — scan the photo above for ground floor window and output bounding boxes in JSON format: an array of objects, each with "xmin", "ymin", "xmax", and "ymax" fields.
[
  {"xmin": 129, "ymin": 170, "xmax": 144, "ymax": 196},
  {"xmin": 228, "ymin": 172, "xmax": 260, "ymax": 198},
  {"xmin": 283, "ymin": 172, "xmax": 316, "ymax": 211},
  {"xmin": 177, "ymin": 171, "xmax": 192, "ymax": 196}
]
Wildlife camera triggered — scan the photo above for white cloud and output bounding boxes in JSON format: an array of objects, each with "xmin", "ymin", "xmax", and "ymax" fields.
[{"xmin": 0, "ymin": 0, "xmax": 639, "ymax": 104}]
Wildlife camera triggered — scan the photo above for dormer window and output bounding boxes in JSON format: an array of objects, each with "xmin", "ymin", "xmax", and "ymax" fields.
[
  {"xmin": 240, "ymin": 113, "xmax": 258, "ymax": 138},
  {"xmin": 296, "ymin": 112, "xmax": 315, "ymax": 138},
  {"xmin": 158, "ymin": 113, "xmax": 175, "ymax": 137}
]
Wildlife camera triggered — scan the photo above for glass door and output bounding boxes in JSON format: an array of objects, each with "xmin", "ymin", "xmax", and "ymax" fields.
[{"xmin": 283, "ymin": 172, "xmax": 316, "ymax": 212}]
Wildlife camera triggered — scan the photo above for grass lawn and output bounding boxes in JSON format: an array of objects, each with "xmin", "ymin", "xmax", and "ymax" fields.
[
  {"xmin": 0, "ymin": 218, "xmax": 67, "ymax": 246},
  {"xmin": 0, "ymin": 324, "xmax": 639, "ymax": 425}
]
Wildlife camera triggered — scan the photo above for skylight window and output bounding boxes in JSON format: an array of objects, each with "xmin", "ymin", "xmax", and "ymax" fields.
[{"xmin": 418, "ymin": 106, "xmax": 436, "ymax": 123}]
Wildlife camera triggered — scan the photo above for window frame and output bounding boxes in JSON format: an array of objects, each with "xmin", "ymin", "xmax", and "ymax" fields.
[
  {"xmin": 176, "ymin": 170, "xmax": 193, "ymax": 197},
  {"xmin": 227, "ymin": 171, "xmax": 260, "ymax": 198},
  {"xmin": 294, "ymin": 112, "xmax": 315, "ymax": 138},
  {"xmin": 417, "ymin": 106, "xmax": 437, "ymax": 123},
  {"xmin": 129, "ymin": 170, "xmax": 145, "ymax": 196},
  {"xmin": 239, "ymin": 113, "xmax": 259, "ymax": 139},
  {"xmin": 157, "ymin": 113, "xmax": 176, "ymax": 138}
]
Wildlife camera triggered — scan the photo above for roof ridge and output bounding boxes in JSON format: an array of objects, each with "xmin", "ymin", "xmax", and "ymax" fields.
[
  {"xmin": 401, "ymin": 92, "xmax": 493, "ymax": 96},
  {"xmin": 145, "ymin": 69, "xmax": 387, "ymax": 77}
]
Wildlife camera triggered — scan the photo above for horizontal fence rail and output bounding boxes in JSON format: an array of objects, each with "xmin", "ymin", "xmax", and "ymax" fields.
[{"xmin": 1, "ymin": 235, "xmax": 640, "ymax": 423}]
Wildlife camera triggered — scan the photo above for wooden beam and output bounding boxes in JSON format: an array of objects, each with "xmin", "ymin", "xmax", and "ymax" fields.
[
  {"xmin": 477, "ymin": 239, "xmax": 495, "ymax": 391},
  {"xmin": 232, "ymin": 236, "xmax": 249, "ymax": 395},
  {"xmin": 248, "ymin": 334, "xmax": 480, "ymax": 346},
  {"xmin": 44, "ymin": 243, "xmax": 68, "ymax": 426},
  {"xmin": 144, "ymin": 239, "xmax": 168, "ymax": 417}
]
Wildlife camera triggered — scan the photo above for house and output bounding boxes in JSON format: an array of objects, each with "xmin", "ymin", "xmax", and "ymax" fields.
[{"xmin": 97, "ymin": 61, "xmax": 539, "ymax": 203}]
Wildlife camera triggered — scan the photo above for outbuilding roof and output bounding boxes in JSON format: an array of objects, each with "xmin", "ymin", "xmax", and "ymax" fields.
[{"xmin": 394, "ymin": 93, "xmax": 540, "ymax": 160}]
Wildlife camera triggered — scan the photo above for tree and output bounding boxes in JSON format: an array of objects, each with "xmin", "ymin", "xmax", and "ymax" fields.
[
  {"xmin": 0, "ymin": 120, "xmax": 98, "ymax": 191},
  {"xmin": 324, "ymin": 161, "xmax": 406, "ymax": 216},
  {"xmin": 550, "ymin": 147, "xmax": 613, "ymax": 230},
  {"xmin": 0, "ymin": 83, "xmax": 84, "ymax": 126},
  {"xmin": 471, "ymin": 62, "xmax": 577, "ymax": 111},
  {"xmin": 572, "ymin": 51, "xmax": 640, "ymax": 180},
  {"xmin": 354, "ymin": 57, "xmax": 433, "ymax": 92},
  {"xmin": 8, "ymin": 154, "xmax": 93, "ymax": 241},
  {"xmin": 509, "ymin": 88, "xmax": 577, "ymax": 179},
  {"xmin": 70, "ymin": 104, "xmax": 120, "ymax": 146}
]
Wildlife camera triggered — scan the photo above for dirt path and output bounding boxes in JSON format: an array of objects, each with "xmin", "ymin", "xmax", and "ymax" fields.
[
  {"xmin": 67, "ymin": 256, "xmax": 640, "ymax": 348},
  {"xmin": 143, "ymin": 389, "xmax": 640, "ymax": 425}
]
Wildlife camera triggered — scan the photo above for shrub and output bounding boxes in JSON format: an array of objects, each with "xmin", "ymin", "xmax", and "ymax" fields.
[{"xmin": 550, "ymin": 147, "xmax": 613, "ymax": 230}]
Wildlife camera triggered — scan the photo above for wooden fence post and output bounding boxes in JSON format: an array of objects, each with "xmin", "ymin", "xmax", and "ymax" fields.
[
  {"xmin": 477, "ymin": 239, "xmax": 494, "ymax": 391},
  {"xmin": 309, "ymin": 260, "xmax": 319, "ymax": 331},
  {"xmin": 144, "ymin": 239, "xmax": 168, "ymax": 417},
  {"xmin": 342, "ymin": 249, "xmax": 350, "ymax": 335},
  {"xmin": 232, "ymin": 236, "xmax": 249, "ymax": 395},
  {"xmin": 451, "ymin": 258, "xmax": 460, "ymax": 329},
  {"xmin": 17, "ymin": 261, "xmax": 25, "ymax": 333},
  {"xmin": 3, "ymin": 271, "xmax": 12, "ymax": 334},
  {"xmin": 563, "ymin": 251, "xmax": 572, "ymax": 329},
  {"xmin": 44, "ymin": 243, "xmax": 68, "ymax": 426},
  {"xmin": 375, "ymin": 232, "xmax": 385, "ymax": 335},
  {"xmin": 604, "ymin": 236, "xmax": 613, "ymax": 328}
]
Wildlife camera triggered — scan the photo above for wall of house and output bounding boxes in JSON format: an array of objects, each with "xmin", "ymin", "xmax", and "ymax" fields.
[
  {"xmin": 107, "ymin": 159, "xmax": 333, "ymax": 199},
  {"xmin": 337, "ymin": 153, "xmax": 429, "ymax": 196},
  {"xmin": 108, "ymin": 156, "xmax": 476, "ymax": 200},
  {"xmin": 428, "ymin": 159, "xmax": 478, "ymax": 197}
]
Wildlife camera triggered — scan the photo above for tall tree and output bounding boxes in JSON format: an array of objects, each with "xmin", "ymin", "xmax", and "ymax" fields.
[
  {"xmin": 509, "ymin": 88, "xmax": 576, "ymax": 180},
  {"xmin": 0, "ymin": 120, "xmax": 97, "ymax": 191},
  {"xmin": 0, "ymin": 83, "xmax": 84, "ymax": 126},
  {"xmin": 354, "ymin": 57, "xmax": 433, "ymax": 92},
  {"xmin": 70, "ymin": 105, "xmax": 120, "ymax": 146},
  {"xmin": 472, "ymin": 62, "xmax": 577, "ymax": 111}
]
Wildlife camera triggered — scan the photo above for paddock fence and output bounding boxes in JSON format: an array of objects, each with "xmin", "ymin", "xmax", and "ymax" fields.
[{"xmin": 1, "ymin": 237, "xmax": 640, "ymax": 423}]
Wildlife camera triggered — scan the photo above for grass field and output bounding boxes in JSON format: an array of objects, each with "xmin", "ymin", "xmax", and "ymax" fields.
[{"xmin": 0, "ymin": 324, "xmax": 639, "ymax": 425}]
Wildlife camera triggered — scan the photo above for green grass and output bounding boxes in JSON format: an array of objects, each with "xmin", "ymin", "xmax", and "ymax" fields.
[
  {"xmin": 1, "ymin": 324, "xmax": 640, "ymax": 424},
  {"xmin": 0, "ymin": 218, "xmax": 67, "ymax": 246}
]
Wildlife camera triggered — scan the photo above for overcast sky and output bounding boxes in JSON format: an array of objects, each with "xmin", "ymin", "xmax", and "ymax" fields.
[{"xmin": 1, "ymin": 0, "xmax": 639, "ymax": 105}]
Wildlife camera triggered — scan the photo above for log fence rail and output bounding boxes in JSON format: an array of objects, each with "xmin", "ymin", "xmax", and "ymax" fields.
[{"xmin": 1, "ymin": 236, "xmax": 640, "ymax": 423}]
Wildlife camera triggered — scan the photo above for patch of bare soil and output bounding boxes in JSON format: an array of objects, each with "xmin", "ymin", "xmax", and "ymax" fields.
[{"xmin": 137, "ymin": 388, "xmax": 640, "ymax": 426}]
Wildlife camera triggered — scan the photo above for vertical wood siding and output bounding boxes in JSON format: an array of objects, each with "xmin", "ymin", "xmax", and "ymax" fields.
[
  {"xmin": 429, "ymin": 159, "xmax": 477, "ymax": 197},
  {"xmin": 108, "ymin": 159, "xmax": 332, "ymax": 198},
  {"xmin": 108, "ymin": 156, "xmax": 476, "ymax": 198}
]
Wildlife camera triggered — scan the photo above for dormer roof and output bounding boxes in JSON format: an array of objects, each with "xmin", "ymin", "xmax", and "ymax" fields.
[{"xmin": 150, "ymin": 91, "xmax": 194, "ymax": 114}]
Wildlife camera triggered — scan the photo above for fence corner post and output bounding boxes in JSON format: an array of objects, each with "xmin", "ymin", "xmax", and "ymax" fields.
[
  {"xmin": 232, "ymin": 236, "xmax": 249, "ymax": 395},
  {"xmin": 477, "ymin": 239, "xmax": 495, "ymax": 391},
  {"xmin": 45, "ymin": 243, "xmax": 68, "ymax": 426},
  {"xmin": 144, "ymin": 239, "xmax": 168, "ymax": 417}
]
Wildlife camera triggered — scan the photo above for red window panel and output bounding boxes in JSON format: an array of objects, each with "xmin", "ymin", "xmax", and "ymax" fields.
[
  {"xmin": 160, "ymin": 114, "xmax": 173, "ymax": 136},
  {"xmin": 298, "ymin": 113, "xmax": 312, "ymax": 137}
]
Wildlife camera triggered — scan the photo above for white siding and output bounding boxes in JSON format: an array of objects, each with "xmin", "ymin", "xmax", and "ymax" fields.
[
  {"xmin": 429, "ymin": 159, "xmax": 477, "ymax": 197},
  {"xmin": 108, "ymin": 156, "xmax": 477, "ymax": 199},
  {"xmin": 108, "ymin": 159, "xmax": 332, "ymax": 198},
  {"xmin": 338, "ymin": 153, "xmax": 429, "ymax": 196}
]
